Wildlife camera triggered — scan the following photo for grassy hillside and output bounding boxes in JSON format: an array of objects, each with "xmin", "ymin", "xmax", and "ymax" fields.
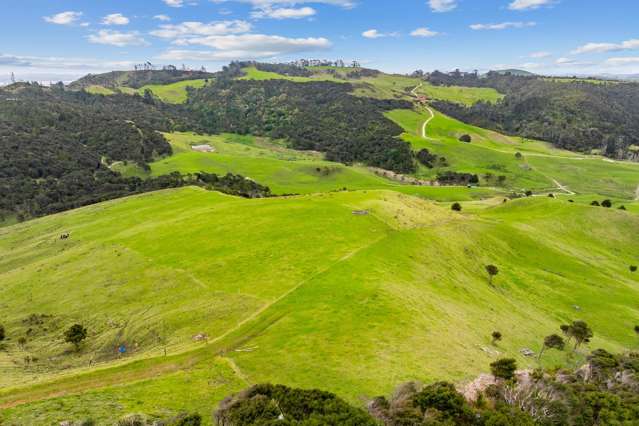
[
  {"xmin": 144, "ymin": 132, "xmax": 498, "ymax": 200},
  {"xmin": 1, "ymin": 188, "xmax": 638, "ymax": 424},
  {"xmin": 238, "ymin": 66, "xmax": 503, "ymax": 105},
  {"xmin": 387, "ymin": 108, "xmax": 639, "ymax": 198},
  {"xmin": 137, "ymin": 79, "xmax": 209, "ymax": 103}
]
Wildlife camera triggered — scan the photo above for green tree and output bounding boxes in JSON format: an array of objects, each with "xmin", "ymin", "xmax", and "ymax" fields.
[
  {"xmin": 630, "ymin": 265, "xmax": 637, "ymax": 272},
  {"xmin": 490, "ymin": 358, "xmax": 517, "ymax": 381},
  {"xmin": 485, "ymin": 264, "xmax": 499, "ymax": 285},
  {"xmin": 491, "ymin": 331, "xmax": 502, "ymax": 345},
  {"xmin": 563, "ymin": 320, "xmax": 593, "ymax": 350},
  {"xmin": 601, "ymin": 199, "xmax": 612, "ymax": 208},
  {"xmin": 64, "ymin": 324, "xmax": 88, "ymax": 351},
  {"xmin": 538, "ymin": 334, "xmax": 565, "ymax": 360},
  {"xmin": 451, "ymin": 202, "xmax": 462, "ymax": 212}
]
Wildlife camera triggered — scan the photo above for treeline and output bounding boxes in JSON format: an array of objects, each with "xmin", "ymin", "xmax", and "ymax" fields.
[
  {"xmin": 427, "ymin": 71, "xmax": 639, "ymax": 159},
  {"xmin": 69, "ymin": 68, "xmax": 215, "ymax": 90},
  {"xmin": 2, "ymin": 170, "xmax": 270, "ymax": 220},
  {"xmin": 0, "ymin": 83, "xmax": 271, "ymax": 219},
  {"xmin": 0, "ymin": 83, "xmax": 177, "ymax": 218},
  {"xmin": 185, "ymin": 79, "xmax": 416, "ymax": 173}
]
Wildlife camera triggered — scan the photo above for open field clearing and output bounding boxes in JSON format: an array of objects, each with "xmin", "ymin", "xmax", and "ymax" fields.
[
  {"xmin": 142, "ymin": 132, "xmax": 499, "ymax": 200},
  {"xmin": 1, "ymin": 188, "xmax": 638, "ymax": 423}
]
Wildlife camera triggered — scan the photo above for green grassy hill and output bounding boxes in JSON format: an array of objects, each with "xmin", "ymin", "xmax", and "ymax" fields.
[
  {"xmin": 387, "ymin": 108, "xmax": 639, "ymax": 199},
  {"xmin": 1, "ymin": 188, "xmax": 638, "ymax": 424}
]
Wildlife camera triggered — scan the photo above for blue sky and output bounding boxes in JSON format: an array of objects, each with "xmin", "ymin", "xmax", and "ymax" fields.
[{"xmin": 2, "ymin": 0, "xmax": 639, "ymax": 83}]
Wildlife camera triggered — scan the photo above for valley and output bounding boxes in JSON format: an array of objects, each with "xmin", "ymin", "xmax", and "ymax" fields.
[{"xmin": 1, "ymin": 62, "xmax": 639, "ymax": 425}]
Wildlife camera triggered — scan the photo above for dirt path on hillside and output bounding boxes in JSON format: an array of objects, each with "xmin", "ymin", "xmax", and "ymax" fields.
[
  {"xmin": 410, "ymin": 83, "xmax": 436, "ymax": 139},
  {"xmin": 552, "ymin": 179, "xmax": 576, "ymax": 195}
]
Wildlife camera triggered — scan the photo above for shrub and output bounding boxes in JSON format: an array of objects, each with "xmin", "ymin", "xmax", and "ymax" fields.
[
  {"xmin": 485, "ymin": 264, "xmax": 499, "ymax": 285},
  {"xmin": 491, "ymin": 331, "xmax": 502, "ymax": 345},
  {"xmin": 451, "ymin": 202, "xmax": 462, "ymax": 212},
  {"xmin": 591, "ymin": 201, "xmax": 600, "ymax": 206},
  {"xmin": 214, "ymin": 384, "xmax": 376, "ymax": 425},
  {"xmin": 525, "ymin": 190, "xmax": 533, "ymax": 197},
  {"xmin": 601, "ymin": 199, "xmax": 613, "ymax": 208},
  {"xmin": 490, "ymin": 358, "xmax": 517, "ymax": 381},
  {"xmin": 0, "ymin": 324, "xmax": 5, "ymax": 341},
  {"xmin": 64, "ymin": 324, "xmax": 88, "ymax": 350},
  {"xmin": 630, "ymin": 265, "xmax": 637, "ymax": 272},
  {"xmin": 459, "ymin": 134, "xmax": 472, "ymax": 143}
]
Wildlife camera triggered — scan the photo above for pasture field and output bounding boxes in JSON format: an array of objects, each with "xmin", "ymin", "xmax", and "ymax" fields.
[
  {"xmin": 137, "ymin": 79, "xmax": 209, "ymax": 103},
  {"xmin": 1, "ymin": 188, "xmax": 638, "ymax": 424},
  {"xmin": 146, "ymin": 132, "xmax": 499, "ymax": 200},
  {"xmin": 238, "ymin": 67, "xmax": 503, "ymax": 105},
  {"xmin": 387, "ymin": 108, "xmax": 639, "ymax": 199}
]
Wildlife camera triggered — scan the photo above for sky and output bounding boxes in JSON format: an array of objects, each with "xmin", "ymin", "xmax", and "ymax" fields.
[{"xmin": 2, "ymin": 0, "xmax": 639, "ymax": 83}]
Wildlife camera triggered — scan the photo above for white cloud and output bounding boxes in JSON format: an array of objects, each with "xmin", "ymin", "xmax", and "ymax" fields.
[
  {"xmin": 211, "ymin": 0, "xmax": 355, "ymax": 8},
  {"xmin": 44, "ymin": 11, "xmax": 83, "ymax": 25},
  {"xmin": 362, "ymin": 29, "xmax": 383, "ymax": 39},
  {"xmin": 411, "ymin": 27, "xmax": 439, "ymax": 38},
  {"xmin": 604, "ymin": 57, "xmax": 639, "ymax": 66},
  {"xmin": 151, "ymin": 20, "xmax": 251, "ymax": 38},
  {"xmin": 555, "ymin": 57, "xmax": 593, "ymax": 67},
  {"xmin": 572, "ymin": 39, "xmax": 639, "ymax": 54},
  {"xmin": 158, "ymin": 33, "xmax": 331, "ymax": 60},
  {"xmin": 164, "ymin": 0, "xmax": 185, "ymax": 7},
  {"xmin": 88, "ymin": 30, "xmax": 149, "ymax": 47},
  {"xmin": 508, "ymin": 0, "xmax": 556, "ymax": 10},
  {"xmin": 530, "ymin": 51, "xmax": 551, "ymax": 58},
  {"xmin": 154, "ymin": 15, "xmax": 172, "ymax": 21},
  {"xmin": 361, "ymin": 29, "xmax": 398, "ymax": 39},
  {"xmin": 428, "ymin": 0, "xmax": 457, "ymax": 13},
  {"xmin": 470, "ymin": 21, "xmax": 536, "ymax": 30},
  {"xmin": 251, "ymin": 6, "xmax": 316, "ymax": 19},
  {"xmin": 102, "ymin": 13, "xmax": 130, "ymax": 26}
]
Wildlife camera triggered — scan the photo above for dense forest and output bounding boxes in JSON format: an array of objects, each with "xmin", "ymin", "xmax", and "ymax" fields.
[
  {"xmin": 428, "ymin": 71, "xmax": 639, "ymax": 159},
  {"xmin": 185, "ymin": 79, "xmax": 415, "ymax": 173}
]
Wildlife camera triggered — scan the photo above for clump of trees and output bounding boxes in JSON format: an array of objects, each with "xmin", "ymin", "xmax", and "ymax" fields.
[
  {"xmin": 436, "ymin": 171, "xmax": 479, "ymax": 185},
  {"xmin": 214, "ymin": 383, "xmax": 376, "ymax": 425},
  {"xmin": 560, "ymin": 320, "xmax": 594, "ymax": 350},
  {"xmin": 64, "ymin": 324, "xmax": 88, "ymax": 351},
  {"xmin": 538, "ymin": 334, "xmax": 565, "ymax": 360},
  {"xmin": 416, "ymin": 149, "xmax": 447, "ymax": 168},
  {"xmin": 490, "ymin": 358, "xmax": 518, "ymax": 381}
]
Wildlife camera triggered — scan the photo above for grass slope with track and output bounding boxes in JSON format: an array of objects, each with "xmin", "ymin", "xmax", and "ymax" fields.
[{"xmin": 1, "ymin": 188, "xmax": 638, "ymax": 424}]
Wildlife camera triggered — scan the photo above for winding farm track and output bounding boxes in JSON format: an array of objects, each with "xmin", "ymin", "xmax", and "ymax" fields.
[{"xmin": 410, "ymin": 83, "xmax": 436, "ymax": 139}]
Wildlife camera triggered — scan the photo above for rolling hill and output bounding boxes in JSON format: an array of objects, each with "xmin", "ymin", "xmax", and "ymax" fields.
[
  {"xmin": 1, "ymin": 187, "xmax": 638, "ymax": 424},
  {"xmin": 2, "ymin": 63, "xmax": 639, "ymax": 424}
]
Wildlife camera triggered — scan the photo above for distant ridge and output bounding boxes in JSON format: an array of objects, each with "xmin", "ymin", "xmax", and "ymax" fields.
[
  {"xmin": 491, "ymin": 69, "xmax": 536, "ymax": 76},
  {"xmin": 69, "ymin": 69, "xmax": 215, "ymax": 90}
]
